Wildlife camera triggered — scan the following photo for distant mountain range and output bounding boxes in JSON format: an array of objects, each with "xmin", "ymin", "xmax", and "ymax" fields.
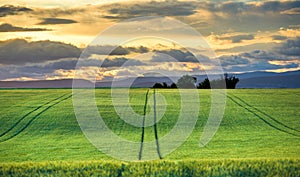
[{"xmin": 0, "ymin": 70, "xmax": 299, "ymax": 88}]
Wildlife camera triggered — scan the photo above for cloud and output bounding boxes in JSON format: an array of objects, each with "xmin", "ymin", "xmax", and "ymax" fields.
[
  {"xmin": 102, "ymin": 57, "xmax": 144, "ymax": 68},
  {"xmin": 210, "ymin": 1, "xmax": 300, "ymax": 14},
  {"xmin": 151, "ymin": 49, "xmax": 199, "ymax": 63},
  {"xmin": 241, "ymin": 50, "xmax": 286, "ymax": 60},
  {"xmin": 224, "ymin": 60, "xmax": 298, "ymax": 73},
  {"xmin": 215, "ymin": 34, "xmax": 254, "ymax": 43},
  {"xmin": 226, "ymin": 34, "xmax": 254, "ymax": 43},
  {"xmin": 215, "ymin": 42, "xmax": 279, "ymax": 54},
  {"xmin": 84, "ymin": 45, "xmax": 130, "ymax": 56},
  {"xmin": 0, "ymin": 39, "xmax": 81, "ymax": 65},
  {"xmin": 0, "ymin": 57, "xmax": 145, "ymax": 80},
  {"xmin": 218, "ymin": 47, "xmax": 300, "ymax": 73},
  {"xmin": 272, "ymin": 35, "xmax": 287, "ymax": 41},
  {"xmin": 0, "ymin": 5, "xmax": 32, "ymax": 17},
  {"xmin": 190, "ymin": 1, "xmax": 300, "ymax": 35},
  {"xmin": 1, "ymin": 1, "xmax": 299, "ymax": 38},
  {"xmin": 217, "ymin": 50, "xmax": 299, "ymax": 73},
  {"xmin": 102, "ymin": 1, "xmax": 197, "ymax": 20},
  {"xmin": 37, "ymin": 18, "xmax": 77, "ymax": 25},
  {"xmin": 276, "ymin": 37, "xmax": 300, "ymax": 56},
  {"xmin": 218, "ymin": 55, "xmax": 250, "ymax": 67},
  {"xmin": 0, "ymin": 23, "xmax": 50, "ymax": 32},
  {"xmin": 84, "ymin": 45, "xmax": 150, "ymax": 56},
  {"xmin": 127, "ymin": 46, "xmax": 149, "ymax": 53},
  {"xmin": 281, "ymin": 8, "xmax": 300, "ymax": 15}
]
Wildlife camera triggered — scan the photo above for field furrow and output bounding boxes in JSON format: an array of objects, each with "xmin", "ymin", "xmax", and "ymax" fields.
[
  {"xmin": 0, "ymin": 93, "xmax": 69, "ymax": 138},
  {"xmin": 138, "ymin": 89, "xmax": 149, "ymax": 160},
  {"xmin": 227, "ymin": 93, "xmax": 300, "ymax": 137},
  {"xmin": 0, "ymin": 93, "xmax": 72, "ymax": 143},
  {"xmin": 0, "ymin": 89, "xmax": 299, "ymax": 163},
  {"xmin": 230, "ymin": 93, "xmax": 300, "ymax": 133}
]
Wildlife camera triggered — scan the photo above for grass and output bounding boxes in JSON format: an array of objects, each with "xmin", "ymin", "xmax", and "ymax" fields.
[
  {"xmin": 0, "ymin": 88, "xmax": 299, "ymax": 175},
  {"xmin": 0, "ymin": 159, "xmax": 299, "ymax": 176}
]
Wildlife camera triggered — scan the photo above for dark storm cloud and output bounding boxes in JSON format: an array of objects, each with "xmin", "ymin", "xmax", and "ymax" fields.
[
  {"xmin": 241, "ymin": 50, "xmax": 286, "ymax": 60},
  {"xmin": 218, "ymin": 55, "xmax": 250, "ymax": 67},
  {"xmin": 216, "ymin": 46, "xmax": 300, "ymax": 72},
  {"xmin": 1, "ymin": 1, "xmax": 299, "ymax": 36},
  {"xmin": 151, "ymin": 49, "xmax": 199, "ymax": 63},
  {"xmin": 223, "ymin": 60, "xmax": 298, "ymax": 73},
  {"xmin": 127, "ymin": 46, "xmax": 149, "ymax": 53},
  {"xmin": 102, "ymin": 1, "xmax": 196, "ymax": 20},
  {"xmin": 272, "ymin": 35, "xmax": 287, "ymax": 41},
  {"xmin": 0, "ymin": 39, "xmax": 81, "ymax": 65},
  {"xmin": 281, "ymin": 7, "xmax": 300, "ymax": 15},
  {"xmin": 38, "ymin": 18, "xmax": 77, "ymax": 25},
  {"xmin": 84, "ymin": 45, "xmax": 130, "ymax": 56},
  {"xmin": 276, "ymin": 37, "xmax": 300, "ymax": 56},
  {"xmin": 84, "ymin": 45, "xmax": 150, "ymax": 56},
  {"xmin": 13, "ymin": 59, "xmax": 77, "ymax": 74},
  {"xmin": 218, "ymin": 50, "xmax": 299, "ymax": 73},
  {"xmin": 102, "ymin": 57, "xmax": 144, "ymax": 68},
  {"xmin": 219, "ymin": 34, "xmax": 254, "ymax": 43},
  {"xmin": 216, "ymin": 1, "xmax": 247, "ymax": 14},
  {"xmin": 16, "ymin": 57, "xmax": 143, "ymax": 74},
  {"xmin": 209, "ymin": 1, "xmax": 300, "ymax": 14},
  {"xmin": 198, "ymin": 1, "xmax": 300, "ymax": 34},
  {"xmin": 0, "ymin": 57, "xmax": 145, "ymax": 80},
  {"xmin": 0, "ymin": 59, "xmax": 78, "ymax": 80},
  {"xmin": 0, "ymin": 23, "xmax": 50, "ymax": 32},
  {"xmin": 262, "ymin": 1, "xmax": 300, "ymax": 12},
  {"xmin": 0, "ymin": 5, "xmax": 32, "ymax": 17}
]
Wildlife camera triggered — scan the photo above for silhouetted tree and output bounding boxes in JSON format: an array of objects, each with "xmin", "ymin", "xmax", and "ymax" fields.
[
  {"xmin": 197, "ymin": 73, "xmax": 239, "ymax": 89},
  {"xmin": 197, "ymin": 78, "xmax": 210, "ymax": 89},
  {"xmin": 170, "ymin": 82, "xmax": 177, "ymax": 88},
  {"xmin": 224, "ymin": 74, "xmax": 239, "ymax": 89},
  {"xmin": 162, "ymin": 82, "xmax": 168, "ymax": 88},
  {"xmin": 153, "ymin": 83, "xmax": 163, "ymax": 88},
  {"xmin": 176, "ymin": 75, "xmax": 197, "ymax": 88}
]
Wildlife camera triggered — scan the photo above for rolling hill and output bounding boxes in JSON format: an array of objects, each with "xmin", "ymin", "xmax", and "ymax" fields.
[{"xmin": 0, "ymin": 70, "xmax": 299, "ymax": 88}]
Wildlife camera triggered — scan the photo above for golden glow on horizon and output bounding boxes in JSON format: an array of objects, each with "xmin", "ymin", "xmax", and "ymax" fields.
[{"xmin": 0, "ymin": 0, "xmax": 299, "ymax": 81}]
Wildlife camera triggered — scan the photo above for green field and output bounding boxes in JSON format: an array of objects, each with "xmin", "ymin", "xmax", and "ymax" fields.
[{"xmin": 0, "ymin": 89, "xmax": 299, "ymax": 176}]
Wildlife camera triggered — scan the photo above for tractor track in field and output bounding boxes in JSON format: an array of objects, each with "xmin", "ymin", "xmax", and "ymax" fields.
[
  {"xmin": 153, "ymin": 89, "xmax": 162, "ymax": 159},
  {"xmin": 0, "ymin": 93, "xmax": 69, "ymax": 138},
  {"xmin": 230, "ymin": 94, "xmax": 300, "ymax": 133},
  {"xmin": 0, "ymin": 93, "xmax": 72, "ymax": 143},
  {"xmin": 227, "ymin": 94, "xmax": 300, "ymax": 138},
  {"xmin": 138, "ymin": 89, "xmax": 162, "ymax": 160},
  {"xmin": 138, "ymin": 89, "xmax": 150, "ymax": 160}
]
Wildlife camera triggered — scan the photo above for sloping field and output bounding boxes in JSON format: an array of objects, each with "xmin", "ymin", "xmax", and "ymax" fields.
[{"xmin": 0, "ymin": 89, "xmax": 299, "ymax": 175}]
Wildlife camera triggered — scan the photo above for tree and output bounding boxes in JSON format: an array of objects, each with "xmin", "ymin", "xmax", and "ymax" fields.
[
  {"xmin": 176, "ymin": 75, "xmax": 196, "ymax": 88},
  {"xmin": 162, "ymin": 82, "xmax": 168, "ymax": 88},
  {"xmin": 152, "ymin": 82, "xmax": 163, "ymax": 88},
  {"xmin": 197, "ymin": 73, "xmax": 239, "ymax": 89},
  {"xmin": 170, "ymin": 82, "xmax": 177, "ymax": 88},
  {"xmin": 197, "ymin": 78, "xmax": 210, "ymax": 89},
  {"xmin": 225, "ymin": 74, "xmax": 239, "ymax": 89}
]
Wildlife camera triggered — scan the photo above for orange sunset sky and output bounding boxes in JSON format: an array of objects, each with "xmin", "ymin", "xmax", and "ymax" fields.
[{"xmin": 0, "ymin": 0, "xmax": 300, "ymax": 81}]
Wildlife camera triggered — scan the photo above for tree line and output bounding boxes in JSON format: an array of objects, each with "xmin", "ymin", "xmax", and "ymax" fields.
[{"xmin": 152, "ymin": 74, "xmax": 239, "ymax": 89}]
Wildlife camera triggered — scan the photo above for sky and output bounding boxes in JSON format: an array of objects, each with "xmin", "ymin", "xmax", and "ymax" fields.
[{"xmin": 0, "ymin": 0, "xmax": 300, "ymax": 81}]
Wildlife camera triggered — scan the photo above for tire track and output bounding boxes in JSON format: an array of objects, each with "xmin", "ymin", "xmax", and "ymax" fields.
[
  {"xmin": 138, "ymin": 89, "xmax": 149, "ymax": 160},
  {"xmin": 230, "ymin": 94, "xmax": 300, "ymax": 133},
  {"xmin": 0, "ymin": 93, "xmax": 72, "ymax": 143},
  {"xmin": 0, "ymin": 93, "xmax": 69, "ymax": 137},
  {"xmin": 227, "ymin": 94, "xmax": 300, "ymax": 137},
  {"xmin": 153, "ymin": 89, "xmax": 162, "ymax": 159}
]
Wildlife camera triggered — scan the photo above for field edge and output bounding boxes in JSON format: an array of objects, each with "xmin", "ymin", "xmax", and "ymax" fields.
[{"xmin": 1, "ymin": 158, "xmax": 299, "ymax": 176}]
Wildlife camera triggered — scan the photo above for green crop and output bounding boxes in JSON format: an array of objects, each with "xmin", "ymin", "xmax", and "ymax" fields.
[{"xmin": 0, "ymin": 88, "xmax": 299, "ymax": 176}]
